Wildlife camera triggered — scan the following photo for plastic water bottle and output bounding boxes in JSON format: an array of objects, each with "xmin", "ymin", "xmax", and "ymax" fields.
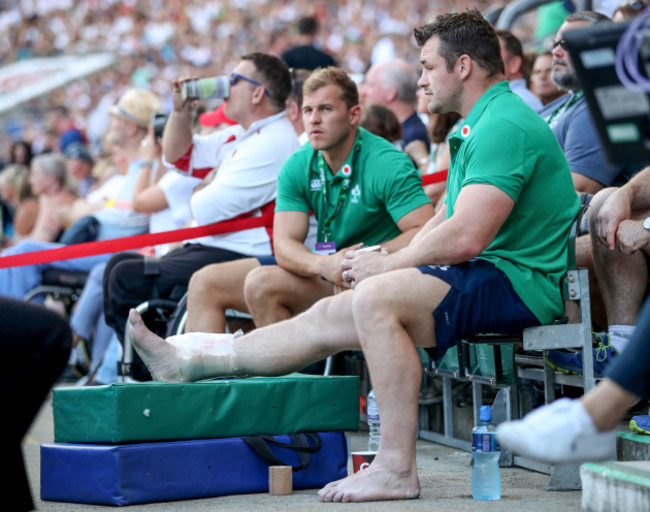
[
  {"xmin": 472, "ymin": 405, "xmax": 501, "ymax": 500},
  {"xmin": 367, "ymin": 389, "xmax": 380, "ymax": 451}
]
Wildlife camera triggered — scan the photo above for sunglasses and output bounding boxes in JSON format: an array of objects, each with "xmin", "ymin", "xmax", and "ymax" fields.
[
  {"xmin": 552, "ymin": 38, "xmax": 567, "ymax": 50},
  {"xmin": 622, "ymin": 0, "xmax": 647, "ymax": 9},
  {"xmin": 230, "ymin": 72, "xmax": 271, "ymax": 97}
]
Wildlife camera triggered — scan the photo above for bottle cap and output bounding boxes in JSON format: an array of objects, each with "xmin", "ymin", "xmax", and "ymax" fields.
[{"xmin": 479, "ymin": 405, "xmax": 492, "ymax": 422}]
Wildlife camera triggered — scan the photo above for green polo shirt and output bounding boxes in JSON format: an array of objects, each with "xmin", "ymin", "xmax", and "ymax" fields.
[
  {"xmin": 447, "ymin": 81, "xmax": 580, "ymax": 325},
  {"xmin": 276, "ymin": 127, "xmax": 430, "ymax": 248}
]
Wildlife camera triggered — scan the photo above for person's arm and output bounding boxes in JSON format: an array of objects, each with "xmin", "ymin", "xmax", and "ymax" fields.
[
  {"xmin": 424, "ymin": 143, "xmax": 450, "ymax": 205},
  {"xmin": 624, "ymin": 165, "xmax": 650, "ymax": 211},
  {"xmin": 388, "ymin": 184, "xmax": 514, "ymax": 266},
  {"xmin": 615, "ymin": 219, "xmax": 650, "ymax": 255},
  {"xmin": 377, "ymin": 203, "xmax": 434, "ymax": 253},
  {"xmin": 563, "ymin": 104, "xmax": 615, "ymax": 195},
  {"xmin": 594, "ymin": 166, "xmax": 650, "ymax": 250},
  {"xmin": 273, "ymin": 210, "xmax": 361, "ymax": 288},
  {"xmin": 572, "ymin": 173, "xmax": 604, "ymax": 195},
  {"xmin": 342, "ymin": 184, "xmax": 514, "ymax": 284},
  {"xmin": 133, "ymin": 126, "xmax": 168, "ymax": 213},
  {"xmin": 408, "ymin": 205, "xmax": 448, "ymax": 246},
  {"xmin": 404, "ymin": 140, "xmax": 430, "ymax": 174},
  {"xmin": 162, "ymin": 78, "xmax": 196, "ymax": 164},
  {"xmin": 23, "ymin": 195, "xmax": 64, "ymax": 242}
]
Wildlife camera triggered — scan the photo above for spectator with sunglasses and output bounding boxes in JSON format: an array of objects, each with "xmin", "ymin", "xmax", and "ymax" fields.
[
  {"xmin": 103, "ymin": 53, "xmax": 299, "ymax": 345},
  {"xmin": 538, "ymin": 11, "xmax": 635, "ymax": 195}
]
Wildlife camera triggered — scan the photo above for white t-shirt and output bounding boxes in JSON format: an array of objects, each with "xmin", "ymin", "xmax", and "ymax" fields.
[
  {"xmin": 92, "ymin": 160, "xmax": 150, "ymax": 240},
  {"xmin": 149, "ymin": 170, "xmax": 201, "ymax": 255}
]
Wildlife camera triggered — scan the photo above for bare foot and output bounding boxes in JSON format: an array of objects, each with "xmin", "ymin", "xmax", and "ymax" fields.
[
  {"xmin": 128, "ymin": 309, "xmax": 187, "ymax": 382},
  {"xmin": 318, "ymin": 460, "xmax": 420, "ymax": 502}
]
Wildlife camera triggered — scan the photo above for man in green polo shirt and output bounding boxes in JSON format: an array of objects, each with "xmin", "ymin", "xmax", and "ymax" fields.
[
  {"xmin": 128, "ymin": 10, "xmax": 579, "ymax": 502},
  {"xmin": 245, "ymin": 67, "xmax": 433, "ymax": 326}
]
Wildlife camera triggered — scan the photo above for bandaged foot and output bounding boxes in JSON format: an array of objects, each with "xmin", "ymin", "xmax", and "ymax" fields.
[{"xmin": 128, "ymin": 309, "xmax": 243, "ymax": 382}]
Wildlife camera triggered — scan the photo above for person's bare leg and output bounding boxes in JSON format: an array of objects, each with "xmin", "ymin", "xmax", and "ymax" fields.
[
  {"xmin": 186, "ymin": 258, "xmax": 260, "ymax": 332},
  {"xmin": 244, "ymin": 265, "xmax": 333, "ymax": 327},
  {"xmin": 128, "ymin": 288, "xmax": 362, "ymax": 382},
  {"xmin": 590, "ymin": 190, "xmax": 648, "ymax": 326},
  {"xmin": 574, "ymin": 234, "xmax": 607, "ymax": 329},
  {"xmin": 581, "ymin": 378, "xmax": 637, "ymax": 431},
  {"xmin": 319, "ymin": 269, "xmax": 450, "ymax": 502}
]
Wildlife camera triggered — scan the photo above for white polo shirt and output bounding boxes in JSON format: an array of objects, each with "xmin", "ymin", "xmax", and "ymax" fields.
[{"xmin": 179, "ymin": 111, "xmax": 299, "ymax": 256}]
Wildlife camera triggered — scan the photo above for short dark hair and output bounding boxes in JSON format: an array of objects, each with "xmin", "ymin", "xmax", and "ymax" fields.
[
  {"xmin": 287, "ymin": 68, "xmax": 312, "ymax": 108},
  {"xmin": 297, "ymin": 16, "xmax": 318, "ymax": 36},
  {"xmin": 303, "ymin": 67, "xmax": 359, "ymax": 109},
  {"xmin": 241, "ymin": 53, "xmax": 292, "ymax": 110},
  {"xmin": 496, "ymin": 29, "xmax": 523, "ymax": 62},
  {"xmin": 414, "ymin": 9, "xmax": 504, "ymax": 78},
  {"xmin": 360, "ymin": 104, "xmax": 403, "ymax": 143}
]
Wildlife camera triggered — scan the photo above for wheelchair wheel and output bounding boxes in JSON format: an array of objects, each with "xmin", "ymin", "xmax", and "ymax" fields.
[{"xmin": 165, "ymin": 292, "xmax": 189, "ymax": 337}]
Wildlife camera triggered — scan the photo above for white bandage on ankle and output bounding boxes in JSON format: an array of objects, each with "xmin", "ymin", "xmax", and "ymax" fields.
[{"xmin": 166, "ymin": 330, "xmax": 244, "ymax": 381}]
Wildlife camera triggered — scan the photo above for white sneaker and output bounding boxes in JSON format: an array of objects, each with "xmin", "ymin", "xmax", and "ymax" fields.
[{"xmin": 496, "ymin": 398, "xmax": 617, "ymax": 464}]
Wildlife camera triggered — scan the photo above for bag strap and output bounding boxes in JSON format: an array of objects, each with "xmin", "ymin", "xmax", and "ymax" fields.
[{"xmin": 243, "ymin": 433, "xmax": 322, "ymax": 472}]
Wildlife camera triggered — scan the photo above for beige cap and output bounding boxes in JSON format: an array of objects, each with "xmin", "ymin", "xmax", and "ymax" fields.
[{"xmin": 109, "ymin": 88, "xmax": 161, "ymax": 127}]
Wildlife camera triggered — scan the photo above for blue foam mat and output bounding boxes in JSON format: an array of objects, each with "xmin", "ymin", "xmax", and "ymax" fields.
[{"xmin": 41, "ymin": 432, "xmax": 348, "ymax": 506}]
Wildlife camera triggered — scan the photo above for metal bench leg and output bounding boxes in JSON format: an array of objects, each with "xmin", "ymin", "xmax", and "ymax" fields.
[{"xmin": 547, "ymin": 463, "xmax": 582, "ymax": 490}]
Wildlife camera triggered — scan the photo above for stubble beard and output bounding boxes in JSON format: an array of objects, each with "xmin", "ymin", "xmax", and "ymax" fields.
[{"xmin": 551, "ymin": 63, "xmax": 579, "ymax": 92}]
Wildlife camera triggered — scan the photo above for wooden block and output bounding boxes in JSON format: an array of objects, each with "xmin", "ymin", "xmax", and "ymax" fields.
[{"xmin": 269, "ymin": 465, "xmax": 292, "ymax": 495}]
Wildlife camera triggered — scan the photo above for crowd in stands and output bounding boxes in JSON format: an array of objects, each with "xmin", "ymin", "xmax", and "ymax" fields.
[
  {"xmin": 0, "ymin": 0, "xmax": 506, "ymax": 158},
  {"xmin": 2, "ymin": 1, "xmax": 650, "ymax": 507}
]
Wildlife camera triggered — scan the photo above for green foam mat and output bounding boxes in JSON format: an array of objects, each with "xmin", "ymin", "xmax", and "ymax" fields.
[{"xmin": 53, "ymin": 374, "xmax": 359, "ymax": 443}]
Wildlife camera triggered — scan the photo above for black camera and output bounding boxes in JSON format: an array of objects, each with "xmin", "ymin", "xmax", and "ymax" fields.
[{"xmin": 152, "ymin": 113, "xmax": 168, "ymax": 140}]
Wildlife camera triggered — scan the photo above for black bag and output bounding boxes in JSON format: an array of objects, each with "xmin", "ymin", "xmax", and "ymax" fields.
[
  {"xmin": 243, "ymin": 433, "xmax": 322, "ymax": 471},
  {"xmin": 59, "ymin": 215, "xmax": 100, "ymax": 245}
]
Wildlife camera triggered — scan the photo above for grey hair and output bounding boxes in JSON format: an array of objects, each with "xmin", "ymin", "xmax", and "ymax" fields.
[
  {"xmin": 565, "ymin": 10, "xmax": 611, "ymax": 24},
  {"xmin": 32, "ymin": 153, "xmax": 67, "ymax": 187},
  {"xmin": 379, "ymin": 61, "xmax": 419, "ymax": 105}
]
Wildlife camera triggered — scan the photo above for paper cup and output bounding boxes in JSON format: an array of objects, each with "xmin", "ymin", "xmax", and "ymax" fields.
[{"xmin": 351, "ymin": 451, "xmax": 377, "ymax": 473}]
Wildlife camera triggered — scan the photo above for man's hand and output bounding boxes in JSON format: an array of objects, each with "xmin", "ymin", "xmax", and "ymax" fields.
[
  {"xmin": 594, "ymin": 189, "xmax": 632, "ymax": 250},
  {"xmin": 340, "ymin": 246, "xmax": 388, "ymax": 288},
  {"xmin": 320, "ymin": 243, "xmax": 363, "ymax": 288},
  {"xmin": 139, "ymin": 126, "xmax": 161, "ymax": 163},
  {"xmin": 171, "ymin": 78, "xmax": 200, "ymax": 112},
  {"xmin": 616, "ymin": 220, "xmax": 650, "ymax": 254}
]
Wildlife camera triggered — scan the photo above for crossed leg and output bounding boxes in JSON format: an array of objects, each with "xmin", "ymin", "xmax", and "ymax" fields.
[
  {"xmin": 129, "ymin": 267, "xmax": 451, "ymax": 502},
  {"xmin": 589, "ymin": 188, "xmax": 649, "ymax": 327}
]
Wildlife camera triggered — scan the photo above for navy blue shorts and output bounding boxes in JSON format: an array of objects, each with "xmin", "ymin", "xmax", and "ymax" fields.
[
  {"xmin": 255, "ymin": 255, "xmax": 277, "ymax": 266},
  {"xmin": 417, "ymin": 259, "xmax": 540, "ymax": 360}
]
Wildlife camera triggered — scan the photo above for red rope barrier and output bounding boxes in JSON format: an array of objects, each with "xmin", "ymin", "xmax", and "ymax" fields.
[
  {"xmin": 0, "ymin": 204, "xmax": 274, "ymax": 269},
  {"xmin": 0, "ymin": 170, "xmax": 450, "ymax": 270}
]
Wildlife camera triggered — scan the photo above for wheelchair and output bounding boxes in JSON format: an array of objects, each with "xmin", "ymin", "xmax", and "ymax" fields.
[{"xmin": 23, "ymin": 267, "xmax": 89, "ymax": 315}]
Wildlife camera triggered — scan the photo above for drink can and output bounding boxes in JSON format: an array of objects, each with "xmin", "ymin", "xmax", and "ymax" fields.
[{"xmin": 182, "ymin": 76, "xmax": 230, "ymax": 101}]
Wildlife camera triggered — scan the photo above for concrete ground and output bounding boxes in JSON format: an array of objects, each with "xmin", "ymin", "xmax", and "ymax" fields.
[{"xmin": 24, "ymin": 390, "xmax": 582, "ymax": 512}]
